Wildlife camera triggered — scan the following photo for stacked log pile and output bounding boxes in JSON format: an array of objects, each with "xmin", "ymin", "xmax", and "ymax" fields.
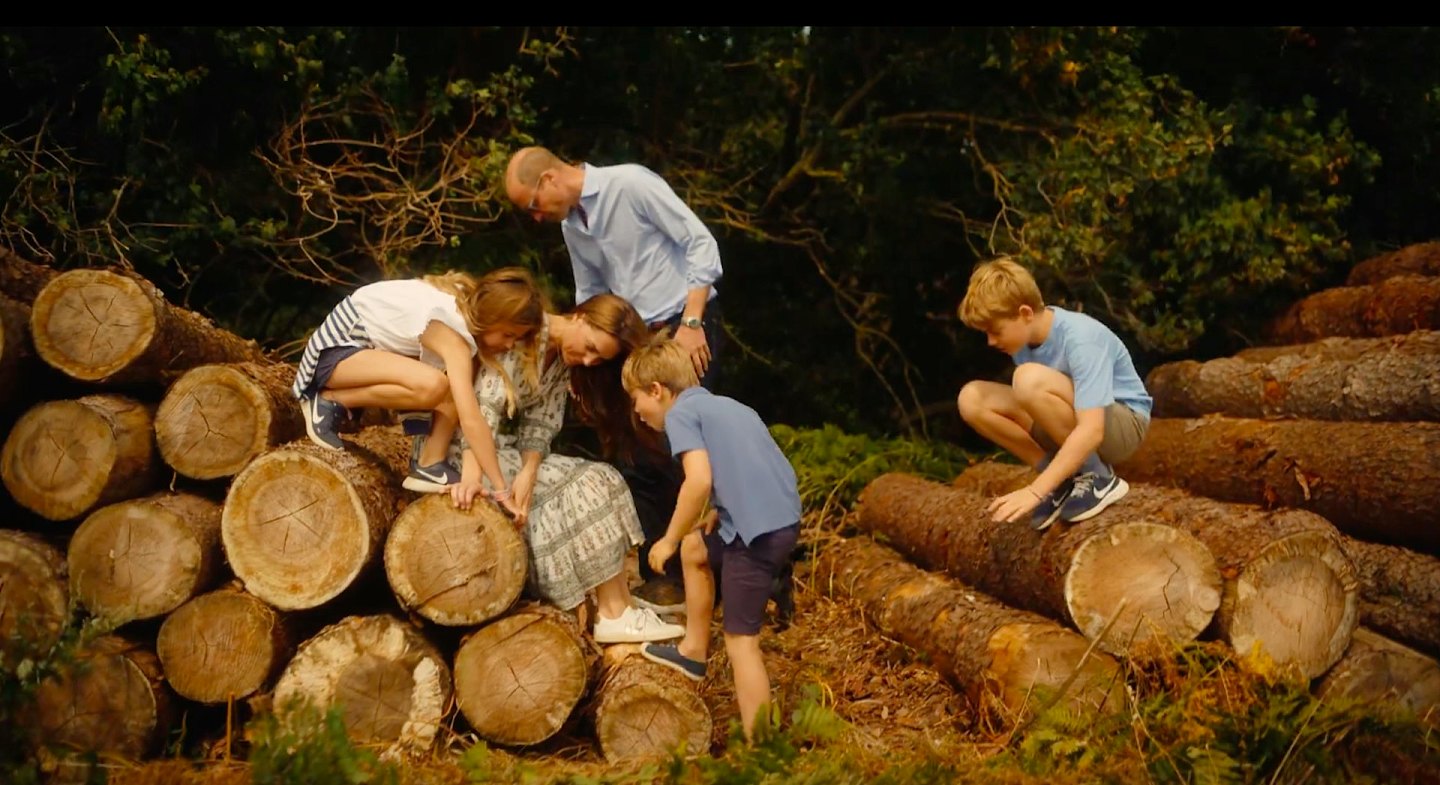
[{"xmin": 0, "ymin": 250, "xmax": 708, "ymax": 777}]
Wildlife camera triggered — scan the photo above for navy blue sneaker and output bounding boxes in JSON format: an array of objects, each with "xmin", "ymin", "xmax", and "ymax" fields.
[
  {"xmin": 641, "ymin": 643, "xmax": 706, "ymax": 682},
  {"xmin": 1059, "ymin": 468, "xmax": 1130, "ymax": 523},
  {"xmin": 1030, "ymin": 477, "xmax": 1075, "ymax": 531},
  {"xmin": 402, "ymin": 458, "xmax": 460, "ymax": 493},
  {"xmin": 300, "ymin": 395, "xmax": 348, "ymax": 451}
]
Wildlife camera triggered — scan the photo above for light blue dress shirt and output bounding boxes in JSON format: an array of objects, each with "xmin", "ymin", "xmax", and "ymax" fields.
[{"xmin": 561, "ymin": 163, "xmax": 722, "ymax": 323}]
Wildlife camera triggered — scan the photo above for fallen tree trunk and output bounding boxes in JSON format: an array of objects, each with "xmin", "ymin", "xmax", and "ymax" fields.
[
  {"xmin": 1317, "ymin": 628, "xmax": 1440, "ymax": 723},
  {"xmin": 68, "ymin": 492, "xmax": 223, "ymax": 627},
  {"xmin": 1347, "ymin": 241, "xmax": 1440, "ymax": 286},
  {"xmin": 1265, "ymin": 274, "xmax": 1440, "ymax": 344},
  {"xmin": 863, "ymin": 473, "xmax": 1223, "ymax": 657},
  {"xmin": 1116, "ymin": 416, "xmax": 1440, "ymax": 554},
  {"xmin": 864, "ymin": 473, "xmax": 1357, "ymax": 679},
  {"xmin": 29, "ymin": 268, "xmax": 267, "ymax": 385},
  {"xmin": 155, "ymin": 362, "xmax": 305, "ymax": 480},
  {"xmin": 815, "ymin": 536, "xmax": 1121, "ymax": 719},
  {"xmin": 0, "ymin": 245, "xmax": 57, "ymax": 303},
  {"xmin": 384, "ymin": 492, "xmax": 527, "ymax": 626},
  {"xmin": 30, "ymin": 636, "xmax": 173, "ymax": 780},
  {"xmin": 593, "ymin": 644, "xmax": 714, "ymax": 762},
  {"xmin": 222, "ymin": 426, "xmax": 410, "ymax": 610},
  {"xmin": 1, "ymin": 394, "xmax": 159, "ymax": 521},
  {"xmin": 453, "ymin": 603, "xmax": 596, "ymax": 746},
  {"xmin": 156, "ymin": 585, "xmax": 294, "ymax": 704},
  {"xmin": 1148, "ymin": 331, "xmax": 1440, "ymax": 422},
  {"xmin": 955, "ymin": 461, "xmax": 1440, "ymax": 662},
  {"xmin": 273, "ymin": 614, "xmax": 451, "ymax": 755},
  {"xmin": 0, "ymin": 294, "xmax": 36, "ymax": 414},
  {"xmin": 0, "ymin": 529, "xmax": 69, "ymax": 657}
]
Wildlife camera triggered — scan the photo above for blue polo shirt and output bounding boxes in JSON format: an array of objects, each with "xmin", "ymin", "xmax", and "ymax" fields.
[{"xmin": 664, "ymin": 387, "xmax": 801, "ymax": 546}]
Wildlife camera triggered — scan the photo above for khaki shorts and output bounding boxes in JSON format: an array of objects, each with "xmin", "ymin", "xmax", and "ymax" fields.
[{"xmin": 1031, "ymin": 402, "xmax": 1149, "ymax": 465}]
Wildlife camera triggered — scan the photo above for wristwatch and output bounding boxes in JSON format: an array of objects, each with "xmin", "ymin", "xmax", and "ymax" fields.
[{"xmin": 680, "ymin": 316, "xmax": 704, "ymax": 329}]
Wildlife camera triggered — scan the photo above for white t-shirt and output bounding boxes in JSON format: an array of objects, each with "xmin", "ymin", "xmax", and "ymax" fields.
[{"xmin": 350, "ymin": 279, "xmax": 478, "ymax": 369}]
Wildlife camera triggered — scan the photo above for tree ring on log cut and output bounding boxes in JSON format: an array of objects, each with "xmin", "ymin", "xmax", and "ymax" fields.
[
  {"xmin": 1225, "ymin": 530, "xmax": 1358, "ymax": 679},
  {"xmin": 31, "ymin": 269, "xmax": 158, "ymax": 381},
  {"xmin": 385, "ymin": 493, "xmax": 527, "ymax": 626},
  {"xmin": 2, "ymin": 400, "xmax": 118, "ymax": 519},
  {"xmin": 0, "ymin": 530, "xmax": 68, "ymax": 656},
  {"xmin": 1318, "ymin": 628, "xmax": 1440, "ymax": 720},
  {"xmin": 222, "ymin": 451, "xmax": 370, "ymax": 609},
  {"xmin": 1065, "ymin": 521, "xmax": 1222, "ymax": 655},
  {"xmin": 156, "ymin": 365, "xmax": 269, "ymax": 479},
  {"xmin": 69, "ymin": 499, "xmax": 210, "ymax": 625},
  {"xmin": 158, "ymin": 589, "xmax": 285, "ymax": 703},
  {"xmin": 32, "ymin": 637, "xmax": 168, "ymax": 763},
  {"xmin": 985, "ymin": 622, "xmax": 1123, "ymax": 718},
  {"xmin": 453, "ymin": 609, "xmax": 590, "ymax": 746},
  {"xmin": 595, "ymin": 653, "xmax": 713, "ymax": 762}
]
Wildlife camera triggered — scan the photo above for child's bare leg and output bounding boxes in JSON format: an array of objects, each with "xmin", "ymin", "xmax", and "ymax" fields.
[
  {"xmin": 724, "ymin": 632, "xmax": 769, "ymax": 741},
  {"xmin": 1010, "ymin": 363, "xmax": 1078, "ymax": 450},
  {"xmin": 957, "ymin": 380, "xmax": 1047, "ymax": 466},
  {"xmin": 325, "ymin": 351, "xmax": 449, "ymax": 410},
  {"xmin": 417, "ymin": 397, "xmax": 458, "ymax": 465},
  {"xmin": 677, "ymin": 531, "xmax": 714, "ymax": 661}
]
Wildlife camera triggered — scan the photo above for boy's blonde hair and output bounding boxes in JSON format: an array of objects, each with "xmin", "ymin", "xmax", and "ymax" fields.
[
  {"xmin": 621, "ymin": 337, "xmax": 699, "ymax": 395},
  {"xmin": 958, "ymin": 257, "xmax": 1045, "ymax": 330}
]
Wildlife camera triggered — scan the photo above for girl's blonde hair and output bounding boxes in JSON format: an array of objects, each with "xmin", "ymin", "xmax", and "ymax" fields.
[
  {"xmin": 424, "ymin": 267, "xmax": 547, "ymax": 415},
  {"xmin": 958, "ymin": 256, "xmax": 1045, "ymax": 330}
]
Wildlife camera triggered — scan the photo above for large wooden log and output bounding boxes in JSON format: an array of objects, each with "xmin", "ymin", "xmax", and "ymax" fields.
[
  {"xmin": 155, "ymin": 362, "xmax": 306, "ymax": 480},
  {"xmin": 815, "ymin": 536, "xmax": 1121, "ymax": 719},
  {"xmin": 865, "ymin": 472, "xmax": 1223, "ymax": 657},
  {"xmin": 0, "ymin": 245, "xmax": 58, "ymax": 303},
  {"xmin": 221, "ymin": 426, "xmax": 409, "ymax": 610},
  {"xmin": 0, "ymin": 529, "xmax": 69, "ymax": 657},
  {"xmin": 1116, "ymin": 416, "xmax": 1440, "ymax": 554},
  {"xmin": 1347, "ymin": 241, "xmax": 1440, "ymax": 286},
  {"xmin": 865, "ymin": 473, "xmax": 1357, "ymax": 679},
  {"xmin": 593, "ymin": 644, "xmax": 714, "ymax": 762},
  {"xmin": 273, "ymin": 614, "xmax": 451, "ymax": 754},
  {"xmin": 0, "ymin": 294, "xmax": 36, "ymax": 413},
  {"xmin": 453, "ymin": 602, "xmax": 595, "ymax": 747},
  {"xmin": 384, "ymin": 492, "xmax": 527, "ymax": 626},
  {"xmin": 29, "ymin": 268, "xmax": 267, "ymax": 385},
  {"xmin": 1317, "ymin": 628, "xmax": 1440, "ymax": 722},
  {"xmin": 1148, "ymin": 331, "xmax": 1440, "ymax": 422},
  {"xmin": 955, "ymin": 462, "xmax": 1440, "ymax": 662},
  {"xmin": 1264, "ymin": 274, "xmax": 1440, "ymax": 344},
  {"xmin": 157, "ymin": 585, "xmax": 294, "ymax": 704},
  {"xmin": 67, "ymin": 492, "xmax": 223, "ymax": 627},
  {"xmin": 1, "ymin": 394, "xmax": 159, "ymax": 521},
  {"xmin": 30, "ymin": 635, "xmax": 173, "ymax": 780}
]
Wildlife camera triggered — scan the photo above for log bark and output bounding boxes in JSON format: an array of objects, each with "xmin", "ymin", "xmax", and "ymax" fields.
[
  {"xmin": 384, "ymin": 492, "xmax": 527, "ymax": 626},
  {"xmin": 221, "ymin": 426, "xmax": 410, "ymax": 610},
  {"xmin": 815, "ymin": 536, "xmax": 1121, "ymax": 719},
  {"xmin": 29, "ymin": 268, "xmax": 266, "ymax": 385},
  {"xmin": 0, "ymin": 529, "xmax": 68, "ymax": 657},
  {"xmin": 1265, "ymin": 274, "xmax": 1440, "ymax": 344},
  {"xmin": 30, "ymin": 636, "xmax": 173, "ymax": 776},
  {"xmin": 0, "ymin": 294, "xmax": 35, "ymax": 413},
  {"xmin": 156, "ymin": 584, "xmax": 294, "ymax": 704},
  {"xmin": 1148, "ymin": 331, "xmax": 1440, "ymax": 422},
  {"xmin": 155, "ymin": 362, "xmax": 305, "ymax": 480},
  {"xmin": 1115, "ymin": 416, "xmax": 1440, "ymax": 554},
  {"xmin": 863, "ymin": 473, "xmax": 1357, "ymax": 679},
  {"xmin": 1, "ymin": 394, "xmax": 159, "ymax": 521},
  {"xmin": 67, "ymin": 492, "xmax": 223, "ymax": 626},
  {"xmin": 593, "ymin": 644, "xmax": 714, "ymax": 762},
  {"xmin": 868, "ymin": 473, "xmax": 1224, "ymax": 657},
  {"xmin": 273, "ymin": 614, "xmax": 451, "ymax": 754},
  {"xmin": 1317, "ymin": 628, "xmax": 1440, "ymax": 722},
  {"xmin": 453, "ymin": 602, "xmax": 596, "ymax": 746},
  {"xmin": 955, "ymin": 462, "xmax": 1440, "ymax": 663},
  {"xmin": 0, "ymin": 245, "xmax": 58, "ymax": 303},
  {"xmin": 1347, "ymin": 241, "xmax": 1440, "ymax": 286}
]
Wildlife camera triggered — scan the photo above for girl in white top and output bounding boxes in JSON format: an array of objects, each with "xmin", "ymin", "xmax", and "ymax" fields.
[{"xmin": 291, "ymin": 267, "xmax": 543, "ymax": 516}]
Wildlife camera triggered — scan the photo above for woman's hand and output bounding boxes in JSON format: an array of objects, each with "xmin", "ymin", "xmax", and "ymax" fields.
[{"xmin": 509, "ymin": 463, "xmax": 539, "ymax": 527}]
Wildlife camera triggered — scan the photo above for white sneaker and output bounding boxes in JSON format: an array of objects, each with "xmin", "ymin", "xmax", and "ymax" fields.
[{"xmin": 593, "ymin": 606, "xmax": 686, "ymax": 644}]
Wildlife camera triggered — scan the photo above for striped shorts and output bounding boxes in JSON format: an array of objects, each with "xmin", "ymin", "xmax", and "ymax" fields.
[{"xmin": 291, "ymin": 296, "xmax": 373, "ymax": 400}]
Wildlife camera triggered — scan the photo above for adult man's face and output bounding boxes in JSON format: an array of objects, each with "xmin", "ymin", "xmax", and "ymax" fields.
[{"xmin": 513, "ymin": 169, "xmax": 564, "ymax": 223}]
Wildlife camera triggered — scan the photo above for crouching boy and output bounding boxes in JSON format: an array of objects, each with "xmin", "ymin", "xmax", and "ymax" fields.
[{"xmin": 622, "ymin": 339, "xmax": 801, "ymax": 741}]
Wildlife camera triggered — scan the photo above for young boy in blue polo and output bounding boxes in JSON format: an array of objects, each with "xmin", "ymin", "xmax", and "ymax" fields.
[
  {"xmin": 621, "ymin": 338, "xmax": 800, "ymax": 741},
  {"xmin": 957, "ymin": 257, "xmax": 1152, "ymax": 530}
]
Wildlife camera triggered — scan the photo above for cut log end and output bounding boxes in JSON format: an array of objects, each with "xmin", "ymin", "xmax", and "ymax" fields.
[
  {"xmin": 1065, "ymin": 522, "xmax": 1222, "ymax": 655},
  {"xmin": 2, "ymin": 400, "xmax": 120, "ymax": 520},
  {"xmin": 1226, "ymin": 531, "xmax": 1358, "ymax": 680},
  {"xmin": 985, "ymin": 623, "xmax": 1122, "ymax": 718},
  {"xmin": 156, "ymin": 365, "xmax": 274, "ymax": 479},
  {"xmin": 454, "ymin": 607, "xmax": 591, "ymax": 746},
  {"xmin": 0, "ymin": 530, "xmax": 69, "ymax": 655},
  {"xmin": 385, "ymin": 494, "xmax": 527, "ymax": 626},
  {"xmin": 31, "ymin": 269, "xmax": 157, "ymax": 381},
  {"xmin": 32, "ymin": 637, "xmax": 169, "ymax": 761},
  {"xmin": 595, "ymin": 648, "xmax": 712, "ymax": 762},
  {"xmin": 157, "ymin": 589, "xmax": 287, "ymax": 703},
  {"xmin": 1318, "ymin": 628, "xmax": 1440, "ymax": 721}
]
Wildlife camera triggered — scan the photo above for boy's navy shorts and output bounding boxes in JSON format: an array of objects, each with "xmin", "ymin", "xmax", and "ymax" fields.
[{"xmin": 704, "ymin": 523, "xmax": 799, "ymax": 636}]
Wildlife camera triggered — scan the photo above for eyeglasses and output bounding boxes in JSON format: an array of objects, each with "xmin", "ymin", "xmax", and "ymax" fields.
[{"xmin": 526, "ymin": 172, "xmax": 546, "ymax": 215}]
